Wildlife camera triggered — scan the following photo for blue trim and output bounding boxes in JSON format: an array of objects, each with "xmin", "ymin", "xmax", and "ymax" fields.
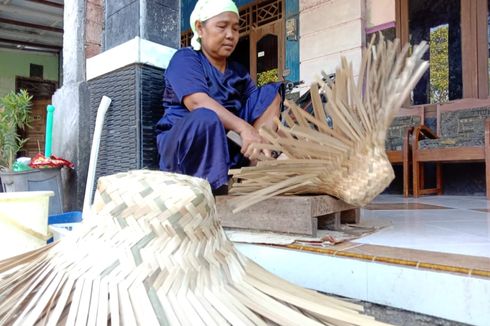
[
  {"xmin": 181, "ymin": 0, "xmax": 194, "ymax": 31},
  {"xmin": 48, "ymin": 211, "xmax": 83, "ymax": 224},
  {"xmin": 181, "ymin": 0, "xmax": 300, "ymax": 82},
  {"xmin": 285, "ymin": 0, "xmax": 300, "ymax": 83}
]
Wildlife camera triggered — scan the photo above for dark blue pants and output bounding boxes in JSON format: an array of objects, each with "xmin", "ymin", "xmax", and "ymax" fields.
[{"xmin": 156, "ymin": 83, "xmax": 283, "ymax": 190}]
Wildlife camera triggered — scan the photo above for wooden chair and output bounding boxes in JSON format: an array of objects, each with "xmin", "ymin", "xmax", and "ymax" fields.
[
  {"xmin": 385, "ymin": 106, "xmax": 425, "ymax": 197},
  {"xmin": 412, "ymin": 99, "xmax": 490, "ymax": 198}
]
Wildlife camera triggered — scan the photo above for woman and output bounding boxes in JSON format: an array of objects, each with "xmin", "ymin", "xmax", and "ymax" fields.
[{"xmin": 156, "ymin": 0, "xmax": 283, "ymax": 193}]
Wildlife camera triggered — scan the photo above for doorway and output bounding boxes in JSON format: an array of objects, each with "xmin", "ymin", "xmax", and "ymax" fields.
[
  {"xmin": 181, "ymin": 0, "xmax": 285, "ymax": 84},
  {"xmin": 15, "ymin": 77, "xmax": 58, "ymax": 158},
  {"xmin": 229, "ymin": 35, "xmax": 250, "ymax": 72},
  {"xmin": 251, "ymin": 19, "xmax": 284, "ymax": 85}
]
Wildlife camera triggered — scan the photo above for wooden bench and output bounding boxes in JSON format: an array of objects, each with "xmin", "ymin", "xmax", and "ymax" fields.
[
  {"xmin": 215, "ymin": 195, "xmax": 359, "ymax": 237},
  {"xmin": 412, "ymin": 99, "xmax": 490, "ymax": 198},
  {"xmin": 385, "ymin": 106, "xmax": 425, "ymax": 197}
]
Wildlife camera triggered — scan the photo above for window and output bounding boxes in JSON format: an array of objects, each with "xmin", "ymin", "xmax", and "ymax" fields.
[
  {"xmin": 366, "ymin": 23, "xmax": 396, "ymax": 44},
  {"xmin": 30, "ymin": 64, "xmax": 43, "ymax": 79},
  {"xmin": 409, "ymin": 0, "xmax": 462, "ymax": 104},
  {"xmin": 180, "ymin": 0, "xmax": 285, "ymax": 83}
]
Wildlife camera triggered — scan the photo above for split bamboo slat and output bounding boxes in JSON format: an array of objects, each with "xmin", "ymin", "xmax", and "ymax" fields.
[
  {"xmin": 228, "ymin": 36, "xmax": 429, "ymax": 212},
  {"xmin": 0, "ymin": 170, "xmax": 391, "ymax": 325}
]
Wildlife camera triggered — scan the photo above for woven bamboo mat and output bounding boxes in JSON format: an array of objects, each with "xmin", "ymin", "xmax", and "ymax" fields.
[
  {"xmin": 228, "ymin": 36, "xmax": 429, "ymax": 212},
  {"xmin": 0, "ymin": 170, "xmax": 390, "ymax": 325}
]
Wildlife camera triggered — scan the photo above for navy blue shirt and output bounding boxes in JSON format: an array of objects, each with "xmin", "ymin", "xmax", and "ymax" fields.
[{"xmin": 157, "ymin": 47, "xmax": 257, "ymax": 131}]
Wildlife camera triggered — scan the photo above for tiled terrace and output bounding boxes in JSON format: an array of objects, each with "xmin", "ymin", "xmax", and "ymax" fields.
[{"xmin": 235, "ymin": 194, "xmax": 490, "ymax": 325}]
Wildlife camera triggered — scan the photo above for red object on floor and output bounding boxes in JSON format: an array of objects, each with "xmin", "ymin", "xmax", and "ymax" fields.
[{"xmin": 29, "ymin": 153, "xmax": 74, "ymax": 169}]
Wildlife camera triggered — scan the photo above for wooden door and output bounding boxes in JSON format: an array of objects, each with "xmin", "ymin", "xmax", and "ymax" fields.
[
  {"xmin": 20, "ymin": 99, "xmax": 50, "ymax": 157},
  {"xmin": 250, "ymin": 19, "xmax": 284, "ymax": 83},
  {"xmin": 16, "ymin": 77, "xmax": 58, "ymax": 158}
]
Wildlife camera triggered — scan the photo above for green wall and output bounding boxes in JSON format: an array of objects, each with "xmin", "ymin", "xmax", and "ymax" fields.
[{"xmin": 0, "ymin": 49, "xmax": 59, "ymax": 97}]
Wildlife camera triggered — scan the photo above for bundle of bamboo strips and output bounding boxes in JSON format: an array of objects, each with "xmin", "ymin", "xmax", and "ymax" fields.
[
  {"xmin": 228, "ymin": 36, "xmax": 429, "ymax": 212},
  {"xmin": 0, "ymin": 170, "xmax": 390, "ymax": 325}
]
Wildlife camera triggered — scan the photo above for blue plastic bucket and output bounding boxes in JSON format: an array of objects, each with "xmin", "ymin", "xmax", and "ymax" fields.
[{"xmin": 47, "ymin": 211, "xmax": 82, "ymax": 243}]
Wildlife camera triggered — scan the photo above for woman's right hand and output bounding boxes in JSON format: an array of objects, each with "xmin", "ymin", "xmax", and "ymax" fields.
[{"xmin": 239, "ymin": 124, "xmax": 268, "ymax": 160}]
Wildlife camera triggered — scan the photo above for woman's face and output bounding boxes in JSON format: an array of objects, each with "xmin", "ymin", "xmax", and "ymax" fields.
[{"xmin": 196, "ymin": 11, "xmax": 239, "ymax": 60}]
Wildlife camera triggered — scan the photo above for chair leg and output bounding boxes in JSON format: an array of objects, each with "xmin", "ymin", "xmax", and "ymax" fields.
[
  {"xmin": 485, "ymin": 157, "xmax": 490, "ymax": 199},
  {"xmin": 403, "ymin": 158, "xmax": 410, "ymax": 197},
  {"xmin": 420, "ymin": 163, "xmax": 425, "ymax": 189},
  {"xmin": 413, "ymin": 157, "xmax": 420, "ymax": 198},
  {"xmin": 403, "ymin": 145, "xmax": 411, "ymax": 197},
  {"xmin": 436, "ymin": 163, "xmax": 443, "ymax": 195},
  {"xmin": 403, "ymin": 162, "xmax": 410, "ymax": 197}
]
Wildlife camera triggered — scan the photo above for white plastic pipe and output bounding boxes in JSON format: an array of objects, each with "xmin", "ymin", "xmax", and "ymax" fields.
[{"xmin": 82, "ymin": 96, "xmax": 112, "ymax": 218}]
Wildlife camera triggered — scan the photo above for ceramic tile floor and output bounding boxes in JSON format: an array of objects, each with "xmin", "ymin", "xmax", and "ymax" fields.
[
  {"xmin": 237, "ymin": 195, "xmax": 490, "ymax": 325},
  {"xmin": 356, "ymin": 195, "xmax": 490, "ymax": 258}
]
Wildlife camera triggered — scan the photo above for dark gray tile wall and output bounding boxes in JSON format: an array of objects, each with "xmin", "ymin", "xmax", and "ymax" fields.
[
  {"xmin": 146, "ymin": 1, "xmax": 180, "ymax": 48},
  {"xmin": 104, "ymin": 0, "xmax": 180, "ymax": 50},
  {"xmin": 104, "ymin": 1, "xmax": 140, "ymax": 50}
]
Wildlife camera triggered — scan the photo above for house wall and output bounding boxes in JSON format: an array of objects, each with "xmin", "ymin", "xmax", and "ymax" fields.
[
  {"xmin": 299, "ymin": 0, "xmax": 365, "ymax": 85},
  {"xmin": 366, "ymin": 0, "xmax": 395, "ymax": 28},
  {"xmin": 180, "ymin": 0, "xmax": 301, "ymax": 82},
  {"xmin": 181, "ymin": 0, "xmax": 253, "ymax": 31},
  {"xmin": 0, "ymin": 49, "xmax": 59, "ymax": 97},
  {"xmin": 85, "ymin": 0, "xmax": 103, "ymax": 58},
  {"xmin": 179, "ymin": 0, "xmax": 392, "ymax": 87}
]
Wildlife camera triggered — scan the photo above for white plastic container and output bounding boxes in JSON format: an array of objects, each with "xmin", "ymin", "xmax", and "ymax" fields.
[
  {"xmin": 48, "ymin": 211, "xmax": 82, "ymax": 242},
  {"xmin": 0, "ymin": 191, "xmax": 53, "ymax": 260},
  {"xmin": 49, "ymin": 224, "xmax": 79, "ymax": 242}
]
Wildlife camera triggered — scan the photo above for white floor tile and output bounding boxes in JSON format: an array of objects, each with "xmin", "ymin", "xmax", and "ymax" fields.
[
  {"xmin": 413, "ymin": 195, "xmax": 490, "ymax": 209},
  {"xmin": 359, "ymin": 195, "xmax": 490, "ymax": 257},
  {"xmin": 427, "ymin": 220, "xmax": 490, "ymax": 238},
  {"xmin": 237, "ymin": 244, "xmax": 490, "ymax": 326}
]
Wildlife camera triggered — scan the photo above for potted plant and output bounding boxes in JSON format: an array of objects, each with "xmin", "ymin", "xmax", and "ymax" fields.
[
  {"xmin": 0, "ymin": 90, "xmax": 64, "ymax": 215},
  {"xmin": 0, "ymin": 89, "xmax": 32, "ymax": 171}
]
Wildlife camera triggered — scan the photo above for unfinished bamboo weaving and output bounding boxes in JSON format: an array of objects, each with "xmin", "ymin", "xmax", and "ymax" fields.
[
  {"xmin": 228, "ymin": 37, "xmax": 429, "ymax": 212},
  {"xmin": 0, "ymin": 170, "xmax": 390, "ymax": 325}
]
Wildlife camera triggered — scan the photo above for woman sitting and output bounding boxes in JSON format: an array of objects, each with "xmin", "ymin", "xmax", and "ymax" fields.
[{"xmin": 155, "ymin": 0, "xmax": 283, "ymax": 193}]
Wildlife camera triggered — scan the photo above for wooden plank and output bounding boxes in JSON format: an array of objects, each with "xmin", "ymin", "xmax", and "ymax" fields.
[
  {"xmin": 416, "ymin": 147, "xmax": 484, "ymax": 162},
  {"xmin": 461, "ymin": 0, "xmax": 479, "ymax": 99},
  {"xmin": 476, "ymin": 0, "xmax": 489, "ymax": 99},
  {"xmin": 216, "ymin": 195, "xmax": 317, "ymax": 235},
  {"xmin": 312, "ymin": 208, "xmax": 360, "ymax": 231},
  {"xmin": 216, "ymin": 195, "xmax": 357, "ymax": 236},
  {"xmin": 485, "ymin": 119, "xmax": 490, "ymax": 199},
  {"xmin": 386, "ymin": 151, "xmax": 403, "ymax": 164},
  {"xmin": 317, "ymin": 213, "xmax": 341, "ymax": 231},
  {"xmin": 309, "ymin": 195, "xmax": 356, "ymax": 217},
  {"xmin": 340, "ymin": 208, "xmax": 361, "ymax": 224}
]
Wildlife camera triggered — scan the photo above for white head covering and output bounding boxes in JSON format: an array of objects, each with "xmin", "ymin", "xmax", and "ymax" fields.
[{"xmin": 190, "ymin": 0, "xmax": 239, "ymax": 50}]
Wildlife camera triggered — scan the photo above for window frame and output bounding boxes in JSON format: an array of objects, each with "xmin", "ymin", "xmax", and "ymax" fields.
[
  {"xmin": 366, "ymin": 21, "xmax": 396, "ymax": 41},
  {"xmin": 180, "ymin": 0, "xmax": 285, "ymax": 83}
]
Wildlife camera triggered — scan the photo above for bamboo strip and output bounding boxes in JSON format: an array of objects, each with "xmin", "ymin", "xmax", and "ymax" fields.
[
  {"xmin": 2, "ymin": 170, "xmax": 392, "ymax": 325},
  {"xmin": 0, "ymin": 37, "xmax": 428, "ymax": 326},
  {"xmin": 229, "ymin": 37, "xmax": 428, "ymax": 210}
]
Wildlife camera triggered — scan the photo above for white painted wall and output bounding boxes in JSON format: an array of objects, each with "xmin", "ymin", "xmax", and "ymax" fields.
[
  {"xmin": 299, "ymin": 0, "xmax": 365, "ymax": 86},
  {"xmin": 366, "ymin": 0, "xmax": 395, "ymax": 28}
]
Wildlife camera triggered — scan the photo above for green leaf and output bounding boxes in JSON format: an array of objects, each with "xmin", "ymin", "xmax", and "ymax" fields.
[{"xmin": 0, "ymin": 90, "xmax": 33, "ymax": 170}]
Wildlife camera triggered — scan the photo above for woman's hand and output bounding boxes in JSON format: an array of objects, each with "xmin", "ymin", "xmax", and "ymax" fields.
[
  {"xmin": 239, "ymin": 124, "xmax": 271, "ymax": 160},
  {"xmin": 183, "ymin": 93, "xmax": 271, "ymax": 160}
]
